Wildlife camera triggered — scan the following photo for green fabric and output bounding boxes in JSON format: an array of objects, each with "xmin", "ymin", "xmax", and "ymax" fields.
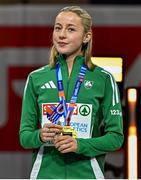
[{"xmin": 19, "ymin": 55, "xmax": 124, "ymax": 179}]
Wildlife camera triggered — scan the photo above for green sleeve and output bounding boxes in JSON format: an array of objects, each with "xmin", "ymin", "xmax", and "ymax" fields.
[
  {"xmin": 19, "ymin": 75, "xmax": 44, "ymax": 149},
  {"xmin": 76, "ymin": 74, "xmax": 124, "ymax": 157}
]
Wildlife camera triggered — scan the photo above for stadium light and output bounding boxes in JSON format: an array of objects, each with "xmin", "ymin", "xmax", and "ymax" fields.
[
  {"xmin": 91, "ymin": 57, "xmax": 123, "ymax": 82},
  {"xmin": 127, "ymin": 88, "xmax": 138, "ymax": 179}
]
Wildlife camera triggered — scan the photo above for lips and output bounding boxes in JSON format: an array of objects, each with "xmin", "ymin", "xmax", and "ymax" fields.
[{"xmin": 58, "ymin": 42, "xmax": 68, "ymax": 47}]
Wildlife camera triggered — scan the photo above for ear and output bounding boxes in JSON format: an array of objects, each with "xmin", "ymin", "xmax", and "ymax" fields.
[{"xmin": 83, "ymin": 31, "xmax": 92, "ymax": 44}]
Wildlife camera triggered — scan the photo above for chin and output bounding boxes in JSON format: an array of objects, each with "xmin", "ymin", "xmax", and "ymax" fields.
[
  {"xmin": 57, "ymin": 48, "xmax": 69, "ymax": 54},
  {"xmin": 58, "ymin": 51, "xmax": 69, "ymax": 55}
]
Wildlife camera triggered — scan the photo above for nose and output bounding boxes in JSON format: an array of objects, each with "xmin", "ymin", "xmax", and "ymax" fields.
[{"xmin": 59, "ymin": 29, "xmax": 66, "ymax": 39}]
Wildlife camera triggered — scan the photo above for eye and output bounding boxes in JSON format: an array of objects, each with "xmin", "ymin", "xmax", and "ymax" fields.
[
  {"xmin": 54, "ymin": 26, "xmax": 61, "ymax": 31},
  {"xmin": 68, "ymin": 28, "xmax": 75, "ymax": 32}
]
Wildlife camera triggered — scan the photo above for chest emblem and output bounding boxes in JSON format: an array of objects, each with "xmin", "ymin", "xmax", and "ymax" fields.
[{"xmin": 84, "ymin": 80, "xmax": 93, "ymax": 89}]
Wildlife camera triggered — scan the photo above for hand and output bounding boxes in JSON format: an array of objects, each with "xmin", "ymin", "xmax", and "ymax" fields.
[
  {"xmin": 54, "ymin": 135, "xmax": 77, "ymax": 153},
  {"xmin": 40, "ymin": 123, "xmax": 63, "ymax": 143}
]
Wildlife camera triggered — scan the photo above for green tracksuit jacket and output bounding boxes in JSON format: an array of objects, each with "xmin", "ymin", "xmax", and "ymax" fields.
[{"xmin": 19, "ymin": 55, "xmax": 124, "ymax": 179}]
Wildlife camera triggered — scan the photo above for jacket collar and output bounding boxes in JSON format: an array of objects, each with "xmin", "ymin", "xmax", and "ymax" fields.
[{"xmin": 57, "ymin": 54, "xmax": 85, "ymax": 67}]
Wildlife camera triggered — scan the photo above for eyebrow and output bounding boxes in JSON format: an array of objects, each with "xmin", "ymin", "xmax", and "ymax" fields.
[{"xmin": 55, "ymin": 23, "xmax": 76, "ymax": 27}]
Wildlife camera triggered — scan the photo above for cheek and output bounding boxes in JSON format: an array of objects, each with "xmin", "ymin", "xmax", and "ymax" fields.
[
  {"xmin": 71, "ymin": 35, "xmax": 83, "ymax": 46},
  {"xmin": 53, "ymin": 32, "xmax": 57, "ymax": 42}
]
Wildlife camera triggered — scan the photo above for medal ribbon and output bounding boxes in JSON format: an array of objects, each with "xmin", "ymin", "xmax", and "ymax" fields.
[{"xmin": 47, "ymin": 62, "xmax": 87, "ymax": 125}]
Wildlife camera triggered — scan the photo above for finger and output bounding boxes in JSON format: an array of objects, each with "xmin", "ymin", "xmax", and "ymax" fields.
[
  {"xmin": 58, "ymin": 143, "xmax": 71, "ymax": 152},
  {"xmin": 40, "ymin": 130, "xmax": 56, "ymax": 142},
  {"xmin": 54, "ymin": 124, "xmax": 63, "ymax": 129},
  {"xmin": 54, "ymin": 138, "xmax": 65, "ymax": 148},
  {"xmin": 60, "ymin": 147, "xmax": 73, "ymax": 153},
  {"xmin": 54, "ymin": 138, "xmax": 72, "ymax": 149},
  {"xmin": 43, "ymin": 124, "xmax": 55, "ymax": 130},
  {"xmin": 48, "ymin": 128, "xmax": 63, "ymax": 134},
  {"xmin": 42, "ymin": 127, "xmax": 53, "ymax": 134},
  {"xmin": 42, "ymin": 127, "xmax": 61, "ymax": 135},
  {"xmin": 54, "ymin": 135, "xmax": 72, "ymax": 144},
  {"xmin": 43, "ymin": 125, "xmax": 63, "ymax": 135},
  {"xmin": 44, "ymin": 123, "xmax": 63, "ymax": 130},
  {"xmin": 54, "ymin": 136, "xmax": 65, "ymax": 145},
  {"xmin": 42, "ymin": 132, "xmax": 56, "ymax": 137},
  {"xmin": 41, "ymin": 136, "xmax": 54, "ymax": 143},
  {"xmin": 60, "ymin": 141, "xmax": 77, "ymax": 153}
]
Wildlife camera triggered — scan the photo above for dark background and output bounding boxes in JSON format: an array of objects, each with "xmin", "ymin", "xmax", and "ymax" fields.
[{"xmin": 0, "ymin": 0, "xmax": 141, "ymax": 4}]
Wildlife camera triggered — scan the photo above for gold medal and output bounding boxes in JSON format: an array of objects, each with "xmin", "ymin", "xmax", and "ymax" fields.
[{"xmin": 62, "ymin": 126, "xmax": 77, "ymax": 139}]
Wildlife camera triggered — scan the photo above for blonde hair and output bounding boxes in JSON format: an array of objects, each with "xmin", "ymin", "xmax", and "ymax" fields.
[{"xmin": 49, "ymin": 6, "xmax": 94, "ymax": 70}]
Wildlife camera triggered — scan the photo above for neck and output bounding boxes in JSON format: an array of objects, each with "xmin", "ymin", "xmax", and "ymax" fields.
[
  {"xmin": 66, "ymin": 58, "xmax": 74, "ymax": 75},
  {"xmin": 65, "ymin": 52, "xmax": 82, "ymax": 76},
  {"xmin": 66, "ymin": 54, "xmax": 79, "ymax": 77}
]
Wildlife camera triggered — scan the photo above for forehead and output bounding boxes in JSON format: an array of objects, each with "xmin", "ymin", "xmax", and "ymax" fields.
[{"xmin": 55, "ymin": 11, "xmax": 82, "ymax": 25}]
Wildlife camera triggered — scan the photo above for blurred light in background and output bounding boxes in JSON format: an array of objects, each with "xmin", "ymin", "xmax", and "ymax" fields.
[
  {"xmin": 127, "ymin": 88, "xmax": 138, "ymax": 179},
  {"xmin": 91, "ymin": 57, "xmax": 123, "ymax": 82}
]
